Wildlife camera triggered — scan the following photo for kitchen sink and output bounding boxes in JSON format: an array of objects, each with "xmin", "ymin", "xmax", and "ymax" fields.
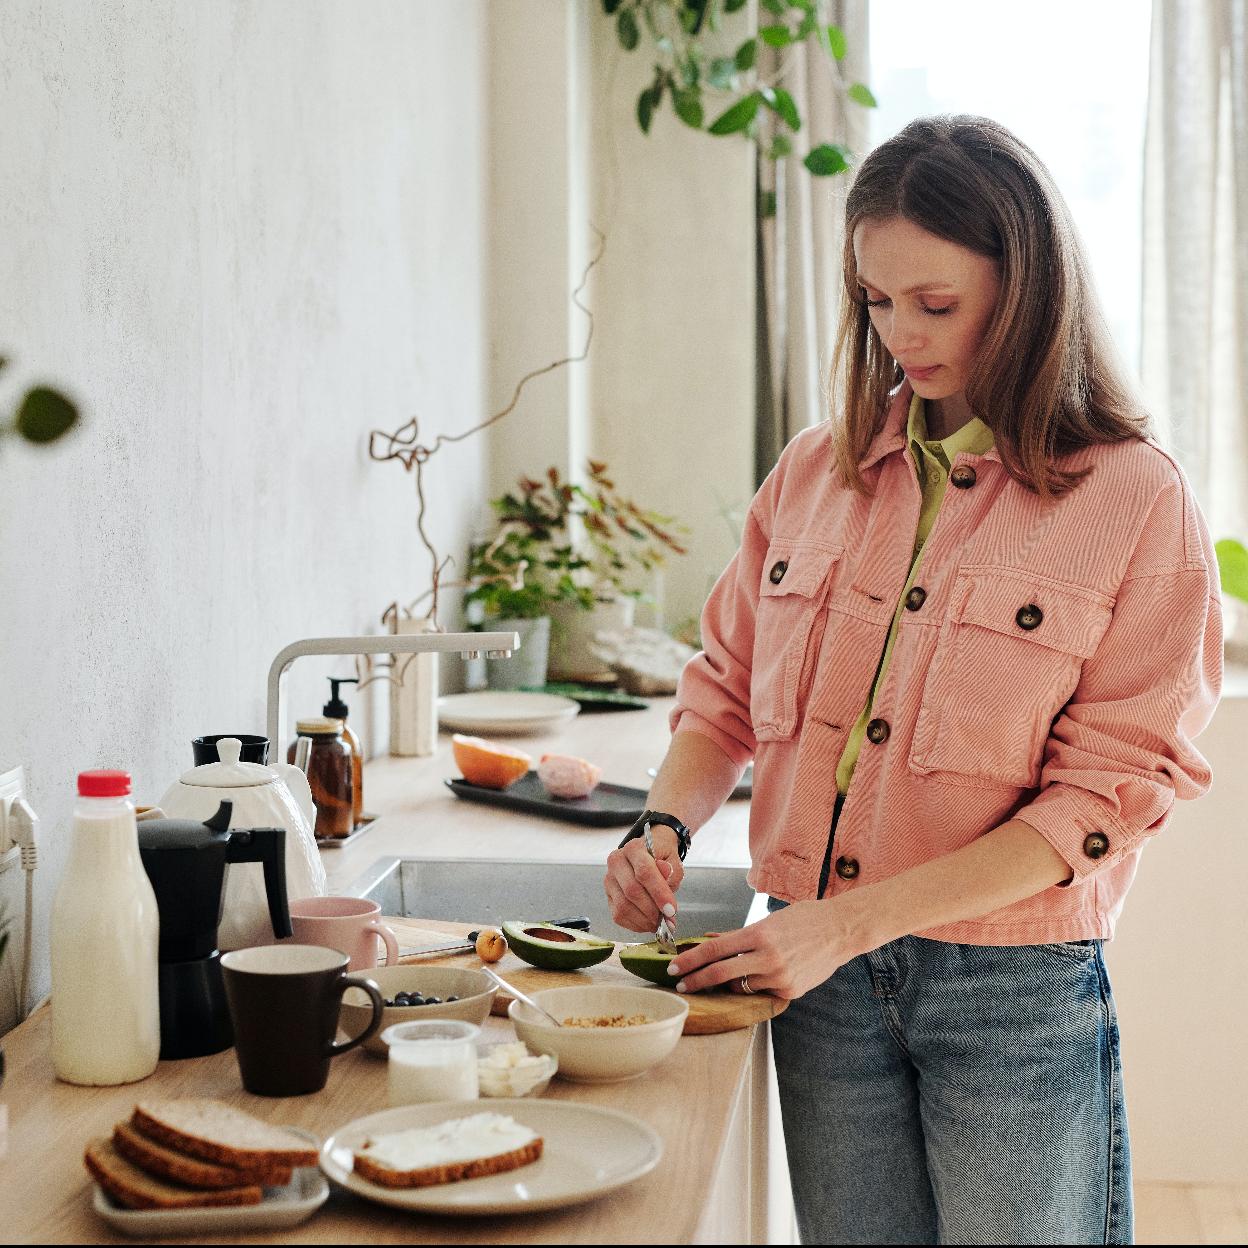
[{"xmin": 345, "ymin": 856, "xmax": 766, "ymax": 942}]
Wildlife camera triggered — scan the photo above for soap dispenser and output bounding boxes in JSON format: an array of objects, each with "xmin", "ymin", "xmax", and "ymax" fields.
[{"xmin": 324, "ymin": 677, "xmax": 363, "ymax": 829}]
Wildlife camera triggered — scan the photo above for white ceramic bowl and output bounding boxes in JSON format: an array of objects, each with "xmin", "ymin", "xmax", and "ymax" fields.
[
  {"xmin": 507, "ymin": 984, "xmax": 689, "ymax": 1084},
  {"xmin": 339, "ymin": 965, "xmax": 496, "ymax": 1056}
]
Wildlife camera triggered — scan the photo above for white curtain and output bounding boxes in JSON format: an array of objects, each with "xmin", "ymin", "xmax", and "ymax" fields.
[
  {"xmin": 755, "ymin": 1, "xmax": 871, "ymax": 485},
  {"xmin": 1141, "ymin": 0, "xmax": 1248, "ymax": 551}
]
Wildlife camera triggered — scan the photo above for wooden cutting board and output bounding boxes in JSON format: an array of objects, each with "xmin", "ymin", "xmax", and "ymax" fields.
[{"xmin": 385, "ymin": 917, "xmax": 787, "ymax": 1036}]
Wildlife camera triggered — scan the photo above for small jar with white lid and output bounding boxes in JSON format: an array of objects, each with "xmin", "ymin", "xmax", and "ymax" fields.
[{"xmin": 383, "ymin": 1020, "xmax": 481, "ymax": 1106}]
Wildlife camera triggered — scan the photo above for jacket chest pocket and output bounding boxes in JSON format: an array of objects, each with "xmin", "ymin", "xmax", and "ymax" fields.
[
  {"xmin": 909, "ymin": 570, "xmax": 1114, "ymax": 788},
  {"xmin": 750, "ymin": 541, "xmax": 842, "ymax": 742}
]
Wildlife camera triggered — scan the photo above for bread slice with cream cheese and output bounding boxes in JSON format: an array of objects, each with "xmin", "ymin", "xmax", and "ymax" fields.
[{"xmin": 352, "ymin": 1112, "xmax": 542, "ymax": 1188}]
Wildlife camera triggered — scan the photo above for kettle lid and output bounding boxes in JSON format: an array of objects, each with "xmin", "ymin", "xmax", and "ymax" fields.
[{"xmin": 180, "ymin": 737, "xmax": 274, "ymax": 789}]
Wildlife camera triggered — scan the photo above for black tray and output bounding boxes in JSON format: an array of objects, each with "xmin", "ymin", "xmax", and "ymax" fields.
[{"xmin": 444, "ymin": 773, "xmax": 647, "ymax": 827}]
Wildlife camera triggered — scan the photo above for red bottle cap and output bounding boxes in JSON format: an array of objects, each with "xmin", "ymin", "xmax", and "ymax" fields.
[{"xmin": 78, "ymin": 770, "xmax": 131, "ymax": 797}]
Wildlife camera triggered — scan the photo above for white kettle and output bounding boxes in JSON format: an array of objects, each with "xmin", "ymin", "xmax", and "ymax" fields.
[{"xmin": 157, "ymin": 738, "xmax": 327, "ymax": 949}]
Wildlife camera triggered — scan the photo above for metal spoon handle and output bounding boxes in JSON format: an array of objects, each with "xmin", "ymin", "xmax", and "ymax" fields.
[{"xmin": 480, "ymin": 966, "xmax": 563, "ymax": 1028}]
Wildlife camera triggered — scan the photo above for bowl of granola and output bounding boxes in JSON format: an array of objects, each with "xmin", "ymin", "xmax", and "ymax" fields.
[{"xmin": 507, "ymin": 984, "xmax": 688, "ymax": 1083}]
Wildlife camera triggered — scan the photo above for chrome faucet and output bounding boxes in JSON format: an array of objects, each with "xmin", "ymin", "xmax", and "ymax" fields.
[{"xmin": 266, "ymin": 630, "xmax": 519, "ymax": 758}]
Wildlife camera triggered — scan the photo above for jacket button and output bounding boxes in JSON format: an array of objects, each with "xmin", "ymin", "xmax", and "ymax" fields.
[
  {"xmin": 950, "ymin": 465, "xmax": 977, "ymax": 489},
  {"xmin": 866, "ymin": 718, "xmax": 890, "ymax": 744},
  {"xmin": 1083, "ymin": 832, "xmax": 1110, "ymax": 860},
  {"xmin": 769, "ymin": 561, "xmax": 788, "ymax": 585},
  {"xmin": 1016, "ymin": 604, "xmax": 1043, "ymax": 630},
  {"xmin": 835, "ymin": 856, "xmax": 860, "ymax": 880},
  {"xmin": 904, "ymin": 586, "xmax": 927, "ymax": 611}
]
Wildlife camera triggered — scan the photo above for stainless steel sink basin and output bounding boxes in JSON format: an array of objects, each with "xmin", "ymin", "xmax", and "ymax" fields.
[{"xmin": 345, "ymin": 856, "xmax": 766, "ymax": 943}]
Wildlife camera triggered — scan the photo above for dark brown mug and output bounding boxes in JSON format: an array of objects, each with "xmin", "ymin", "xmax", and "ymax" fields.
[{"xmin": 220, "ymin": 944, "xmax": 383, "ymax": 1096}]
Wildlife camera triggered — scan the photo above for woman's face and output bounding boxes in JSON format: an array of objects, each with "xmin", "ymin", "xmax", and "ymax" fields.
[{"xmin": 852, "ymin": 215, "xmax": 1001, "ymax": 403}]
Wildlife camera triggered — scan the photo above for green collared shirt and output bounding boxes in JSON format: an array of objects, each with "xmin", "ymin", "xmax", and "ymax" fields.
[{"xmin": 834, "ymin": 395, "xmax": 996, "ymax": 796}]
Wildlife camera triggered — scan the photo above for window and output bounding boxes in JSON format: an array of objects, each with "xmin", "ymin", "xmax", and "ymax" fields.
[{"xmin": 868, "ymin": 1, "xmax": 1151, "ymax": 376}]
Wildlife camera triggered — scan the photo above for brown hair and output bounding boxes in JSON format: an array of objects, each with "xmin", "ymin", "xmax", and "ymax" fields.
[{"xmin": 829, "ymin": 114, "xmax": 1150, "ymax": 498}]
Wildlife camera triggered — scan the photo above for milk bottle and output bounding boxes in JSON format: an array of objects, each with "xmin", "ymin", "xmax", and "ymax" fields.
[{"xmin": 50, "ymin": 770, "xmax": 159, "ymax": 1085}]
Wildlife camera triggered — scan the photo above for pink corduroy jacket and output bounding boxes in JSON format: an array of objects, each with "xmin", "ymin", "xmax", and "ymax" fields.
[{"xmin": 672, "ymin": 383, "xmax": 1223, "ymax": 944}]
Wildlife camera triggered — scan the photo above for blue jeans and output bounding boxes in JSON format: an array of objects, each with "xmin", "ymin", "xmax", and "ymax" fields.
[{"xmin": 768, "ymin": 899, "xmax": 1132, "ymax": 1245}]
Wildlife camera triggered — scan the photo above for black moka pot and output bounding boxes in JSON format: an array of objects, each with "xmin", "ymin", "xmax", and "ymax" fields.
[{"xmin": 137, "ymin": 800, "xmax": 292, "ymax": 1060}]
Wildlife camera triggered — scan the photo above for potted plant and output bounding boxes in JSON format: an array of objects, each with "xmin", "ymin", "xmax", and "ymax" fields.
[
  {"xmin": 1216, "ymin": 539, "xmax": 1248, "ymax": 666},
  {"xmin": 465, "ymin": 463, "xmax": 688, "ymax": 686}
]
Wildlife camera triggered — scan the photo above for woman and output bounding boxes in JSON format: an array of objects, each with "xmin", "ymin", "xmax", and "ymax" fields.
[{"xmin": 603, "ymin": 115, "xmax": 1221, "ymax": 1246}]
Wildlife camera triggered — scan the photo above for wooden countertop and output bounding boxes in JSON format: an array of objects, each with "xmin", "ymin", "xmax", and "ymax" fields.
[
  {"xmin": 3, "ymin": 1004, "xmax": 756, "ymax": 1243},
  {"xmin": 318, "ymin": 697, "xmax": 751, "ymax": 891},
  {"xmin": 1, "ymin": 696, "xmax": 763, "ymax": 1244}
]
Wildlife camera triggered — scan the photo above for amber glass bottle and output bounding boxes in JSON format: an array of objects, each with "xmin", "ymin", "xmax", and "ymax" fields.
[
  {"xmin": 288, "ymin": 717, "xmax": 353, "ymax": 839},
  {"xmin": 323, "ymin": 677, "xmax": 364, "ymax": 829}
]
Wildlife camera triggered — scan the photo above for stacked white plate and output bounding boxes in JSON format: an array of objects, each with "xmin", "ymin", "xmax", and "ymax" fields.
[{"xmin": 437, "ymin": 692, "xmax": 579, "ymax": 735}]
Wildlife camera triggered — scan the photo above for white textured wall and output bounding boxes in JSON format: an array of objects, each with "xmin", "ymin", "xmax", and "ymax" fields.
[
  {"xmin": 485, "ymin": 5, "xmax": 756, "ymax": 635},
  {"xmin": 588, "ymin": 18, "xmax": 757, "ymax": 635},
  {"xmin": 0, "ymin": 0, "xmax": 490, "ymax": 1032}
]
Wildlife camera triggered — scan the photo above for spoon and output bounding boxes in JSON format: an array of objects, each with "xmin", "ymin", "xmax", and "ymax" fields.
[{"xmin": 480, "ymin": 966, "xmax": 564, "ymax": 1028}]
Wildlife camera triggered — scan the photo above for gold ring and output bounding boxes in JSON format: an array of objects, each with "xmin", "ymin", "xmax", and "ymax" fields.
[{"xmin": 739, "ymin": 975, "xmax": 755, "ymax": 995}]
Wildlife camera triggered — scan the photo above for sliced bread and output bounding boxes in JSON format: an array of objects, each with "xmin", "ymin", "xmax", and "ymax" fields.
[
  {"xmin": 112, "ymin": 1120, "xmax": 293, "ymax": 1189},
  {"xmin": 352, "ymin": 1112, "xmax": 543, "ymax": 1189},
  {"xmin": 84, "ymin": 1138, "xmax": 263, "ymax": 1210},
  {"xmin": 131, "ymin": 1100, "xmax": 318, "ymax": 1170}
]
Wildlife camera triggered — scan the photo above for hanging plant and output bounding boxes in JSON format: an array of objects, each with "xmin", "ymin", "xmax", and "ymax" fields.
[
  {"xmin": 1216, "ymin": 539, "xmax": 1248, "ymax": 605},
  {"xmin": 604, "ymin": 0, "xmax": 876, "ymax": 189}
]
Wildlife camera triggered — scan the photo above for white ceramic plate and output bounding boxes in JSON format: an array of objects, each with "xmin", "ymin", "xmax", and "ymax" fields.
[
  {"xmin": 91, "ymin": 1133, "xmax": 328, "ymax": 1238},
  {"xmin": 319, "ymin": 1099, "xmax": 662, "ymax": 1215},
  {"xmin": 437, "ymin": 692, "xmax": 580, "ymax": 735}
]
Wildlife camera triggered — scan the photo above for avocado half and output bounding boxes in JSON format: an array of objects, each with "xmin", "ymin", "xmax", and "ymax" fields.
[
  {"xmin": 619, "ymin": 935, "xmax": 715, "ymax": 986},
  {"xmin": 501, "ymin": 921, "xmax": 615, "ymax": 971}
]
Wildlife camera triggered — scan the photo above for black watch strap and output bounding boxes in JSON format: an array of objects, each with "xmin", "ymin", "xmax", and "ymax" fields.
[{"xmin": 618, "ymin": 810, "xmax": 692, "ymax": 861}]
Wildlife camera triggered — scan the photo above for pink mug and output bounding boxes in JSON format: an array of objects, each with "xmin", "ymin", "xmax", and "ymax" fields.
[{"xmin": 288, "ymin": 897, "xmax": 399, "ymax": 971}]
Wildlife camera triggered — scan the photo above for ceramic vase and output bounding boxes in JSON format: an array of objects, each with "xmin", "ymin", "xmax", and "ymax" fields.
[
  {"xmin": 547, "ymin": 597, "xmax": 636, "ymax": 681},
  {"xmin": 483, "ymin": 616, "xmax": 551, "ymax": 691},
  {"xmin": 389, "ymin": 614, "xmax": 439, "ymax": 757}
]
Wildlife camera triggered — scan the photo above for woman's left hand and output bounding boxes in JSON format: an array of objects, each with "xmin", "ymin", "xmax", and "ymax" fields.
[{"xmin": 666, "ymin": 899, "xmax": 863, "ymax": 1000}]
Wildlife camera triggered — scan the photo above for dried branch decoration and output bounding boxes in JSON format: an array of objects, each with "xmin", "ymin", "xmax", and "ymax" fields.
[{"xmin": 369, "ymin": 227, "xmax": 607, "ymax": 627}]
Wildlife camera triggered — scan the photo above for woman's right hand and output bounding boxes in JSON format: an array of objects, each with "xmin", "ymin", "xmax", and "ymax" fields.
[{"xmin": 604, "ymin": 826, "xmax": 685, "ymax": 933}]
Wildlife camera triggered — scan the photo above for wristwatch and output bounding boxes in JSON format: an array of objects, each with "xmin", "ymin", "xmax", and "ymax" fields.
[{"xmin": 618, "ymin": 810, "xmax": 692, "ymax": 862}]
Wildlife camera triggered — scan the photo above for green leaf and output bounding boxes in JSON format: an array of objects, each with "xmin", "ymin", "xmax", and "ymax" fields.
[
  {"xmin": 734, "ymin": 37, "xmax": 756, "ymax": 72},
  {"xmin": 680, "ymin": 7, "xmax": 699, "ymax": 34},
  {"xmin": 672, "ymin": 87, "xmax": 704, "ymax": 129},
  {"xmin": 825, "ymin": 24, "xmax": 847, "ymax": 59},
  {"xmin": 708, "ymin": 91, "xmax": 761, "ymax": 136},
  {"xmin": 1216, "ymin": 539, "xmax": 1248, "ymax": 604},
  {"xmin": 768, "ymin": 134, "xmax": 793, "ymax": 159},
  {"xmin": 759, "ymin": 189, "xmax": 778, "ymax": 218},
  {"xmin": 15, "ymin": 386, "xmax": 78, "ymax": 444},
  {"xmin": 804, "ymin": 143, "xmax": 852, "ymax": 175},
  {"xmin": 725, "ymin": 0, "xmax": 748, "ymax": 11},
  {"xmin": 759, "ymin": 24, "xmax": 792, "ymax": 47},
  {"xmin": 637, "ymin": 85, "xmax": 656, "ymax": 133},
  {"xmin": 765, "ymin": 86, "xmax": 801, "ymax": 130},
  {"xmin": 795, "ymin": 12, "xmax": 817, "ymax": 40},
  {"xmin": 617, "ymin": 8, "xmax": 639, "ymax": 50},
  {"xmin": 602, "ymin": 0, "xmax": 623, "ymax": 13},
  {"xmin": 709, "ymin": 56, "xmax": 737, "ymax": 89},
  {"xmin": 848, "ymin": 82, "xmax": 878, "ymax": 108},
  {"xmin": 760, "ymin": 0, "xmax": 786, "ymax": 14},
  {"xmin": 683, "ymin": 0, "xmax": 710, "ymax": 35}
]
